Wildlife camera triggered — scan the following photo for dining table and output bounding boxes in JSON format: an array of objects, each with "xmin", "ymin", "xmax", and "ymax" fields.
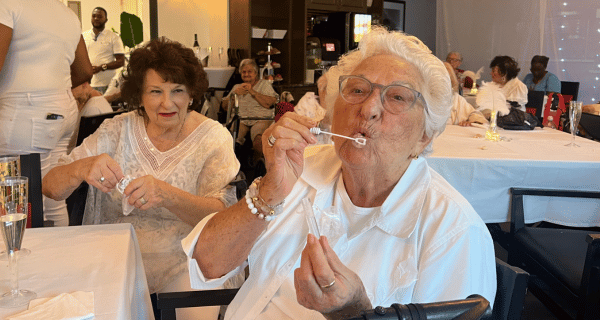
[
  {"xmin": 427, "ymin": 125, "xmax": 600, "ymax": 226},
  {"xmin": 0, "ymin": 223, "xmax": 154, "ymax": 319}
]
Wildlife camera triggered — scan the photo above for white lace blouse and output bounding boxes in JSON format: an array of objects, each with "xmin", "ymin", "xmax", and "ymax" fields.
[{"xmin": 60, "ymin": 111, "xmax": 240, "ymax": 292}]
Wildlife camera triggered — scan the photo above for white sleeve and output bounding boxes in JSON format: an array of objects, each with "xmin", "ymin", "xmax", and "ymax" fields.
[
  {"xmin": 0, "ymin": 0, "xmax": 19, "ymax": 28},
  {"xmin": 181, "ymin": 213, "xmax": 249, "ymax": 289},
  {"xmin": 113, "ymin": 33, "xmax": 125, "ymax": 55}
]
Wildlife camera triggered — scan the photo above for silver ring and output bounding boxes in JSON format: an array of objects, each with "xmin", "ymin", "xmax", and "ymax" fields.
[
  {"xmin": 99, "ymin": 176, "xmax": 105, "ymax": 183},
  {"xmin": 320, "ymin": 278, "xmax": 336, "ymax": 289},
  {"xmin": 267, "ymin": 134, "xmax": 277, "ymax": 147},
  {"xmin": 139, "ymin": 197, "xmax": 147, "ymax": 205}
]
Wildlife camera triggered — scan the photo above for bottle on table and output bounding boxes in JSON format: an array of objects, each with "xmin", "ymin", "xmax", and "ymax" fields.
[
  {"xmin": 193, "ymin": 34, "xmax": 200, "ymax": 59},
  {"xmin": 266, "ymin": 42, "xmax": 274, "ymax": 80},
  {"xmin": 547, "ymin": 116, "xmax": 557, "ymax": 129}
]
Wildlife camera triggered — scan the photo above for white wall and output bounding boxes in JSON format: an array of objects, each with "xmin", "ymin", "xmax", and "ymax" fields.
[{"xmin": 157, "ymin": 0, "xmax": 229, "ymax": 67}]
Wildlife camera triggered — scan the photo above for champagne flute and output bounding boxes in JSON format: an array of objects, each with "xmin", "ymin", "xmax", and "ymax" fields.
[
  {"xmin": 565, "ymin": 101, "xmax": 583, "ymax": 147},
  {"xmin": 0, "ymin": 205, "xmax": 36, "ymax": 308},
  {"xmin": 0, "ymin": 177, "xmax": 31, "ymax": 259}
]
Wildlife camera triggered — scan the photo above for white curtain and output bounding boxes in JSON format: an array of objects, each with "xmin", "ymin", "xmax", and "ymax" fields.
[{"xmin": 436, "ymin": 0, "xmax": 600, "ymax": 104}]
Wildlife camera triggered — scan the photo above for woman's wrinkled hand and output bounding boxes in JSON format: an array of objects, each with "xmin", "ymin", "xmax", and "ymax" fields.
[
  {"xmin": 259, "ymin": 112, "xmax": 318, "ymax": 205},
  {"xmin": 123, "ymin": 175, "xmax": 172, "ymax": 210},
  {"xmin": 83, "ymin": 153, "xmax": 124, "ymax": 193},
  {"xmin": 235, "ymin": 83, "xmax": 251, "ymax": 96},
  {"xmin": 294, "ymin": 234, "xmax": 372, "ymax": 319}
]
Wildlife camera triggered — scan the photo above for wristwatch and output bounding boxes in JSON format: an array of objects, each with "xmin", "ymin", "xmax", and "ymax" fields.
[{"xmin": 101, "ymin": 64, "xmax": 108, "ymax": 71}]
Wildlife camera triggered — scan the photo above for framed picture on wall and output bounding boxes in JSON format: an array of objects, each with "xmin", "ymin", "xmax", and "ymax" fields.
[{"xmin": 383, "ymin": 0, "xmax": 405, "ymax": 32}]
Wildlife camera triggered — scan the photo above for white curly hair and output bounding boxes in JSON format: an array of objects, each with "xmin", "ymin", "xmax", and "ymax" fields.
[{"xmin": 318, "ymin": 26, "xmax": 452, "ymax": 155}]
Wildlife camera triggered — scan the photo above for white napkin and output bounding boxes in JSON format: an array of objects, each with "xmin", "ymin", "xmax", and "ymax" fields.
[{"xmin": 7, "ymin": 291, "xmax": 94, "ymax": 320}]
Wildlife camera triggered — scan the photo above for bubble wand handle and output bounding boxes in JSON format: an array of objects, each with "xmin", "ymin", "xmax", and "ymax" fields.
[{"xmin": 310, "ymin": 127, "xmax": 366, "ymax": 145}]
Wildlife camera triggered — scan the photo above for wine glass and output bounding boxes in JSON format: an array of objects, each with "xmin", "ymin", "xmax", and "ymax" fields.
[
  {"xmin": 0, "ymin": 177, "xmax": 31, "ymax": 259},
  {"xmin": 565, "ymin": 101, "xmax": 583, "ymax": 147},
  {"xmin": 0, "ymin": 204, "xmax": 36, "ymax": 308}
]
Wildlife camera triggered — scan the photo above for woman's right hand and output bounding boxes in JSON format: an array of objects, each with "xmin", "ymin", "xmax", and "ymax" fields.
[
  {"xmin": 259, "ymin": 112, "xmax": 318, "ymax": 205},
  {"xmin": 80, "ymin": 153, "xmax": 124, "ymax": 193}
]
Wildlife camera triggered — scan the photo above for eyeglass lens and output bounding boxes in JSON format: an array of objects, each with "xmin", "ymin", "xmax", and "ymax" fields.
[{"xmin": 340, "ymin": 76, "xmax": 419, "ymax": 113}]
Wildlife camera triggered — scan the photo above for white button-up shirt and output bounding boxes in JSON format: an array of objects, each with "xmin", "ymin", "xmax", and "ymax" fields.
[
  {"xmin": 182, "ymin": 145, "xmax": 496, "ymax": 320},
  {"xmin": 83, "ymin": 28, "xmax": 125, "ymax": 87}
]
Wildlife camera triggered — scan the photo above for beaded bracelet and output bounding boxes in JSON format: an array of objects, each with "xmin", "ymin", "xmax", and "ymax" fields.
[{"xmin": 245, "ymin": 177, "xmax": 284, "ymax": 221}]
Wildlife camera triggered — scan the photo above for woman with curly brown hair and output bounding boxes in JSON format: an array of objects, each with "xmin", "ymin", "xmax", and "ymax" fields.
[
  {"xmin": 489, "ymin": 55, "xmax": 528, "ymax": 111},
  {"xmin": 43, "ymin": 38, "xmax": 239, "ymax": 317}
]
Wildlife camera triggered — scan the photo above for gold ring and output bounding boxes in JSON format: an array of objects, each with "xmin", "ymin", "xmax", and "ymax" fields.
[
  {"xmin": 267, "ymin": 134, "xmax": 277, "ymax": 147},
  {"xmin": 320, "ymin": 278, "xmax": 336, "ymax": 289},
  {"xmin": 140, "ymin": 197, "xmax": 147, "ymax": 205}
]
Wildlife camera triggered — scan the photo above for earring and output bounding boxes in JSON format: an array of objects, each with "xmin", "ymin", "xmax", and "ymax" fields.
[
  {"xmin": 189, "ymin": 99, "xmax": 193, "ymax": 106},
  {"xmin": 413, "ymin": 154, "xmax": 419, "ymax": 160}
]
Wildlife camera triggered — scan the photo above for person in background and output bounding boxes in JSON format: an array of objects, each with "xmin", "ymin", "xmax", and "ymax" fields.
[
  {"xmin": 103, "ymin": 67, "xmax": 125, "ymax": 105},
  {"xmin": 489, "ymin": 55, "xmax": 528, "ymax": 111},
  {"xmin": 184, "ymin": 27, "xmax": 496, "ymax": 320},
  {"xmin": 221, "ymin": 59, "xmax": 278, "ymax": 156},
  {"xmin": 523, "ymin": 55, "xmax": 561, "ymax": 94},
  {"xmin": 0, "ymin": 0, "xmax": 93, "ymax": 226},
  {"xmin": 443, "ymin": 62, "xmax": 487, "ymax": 126},
  {"xmin": 446, "ymin": 51, "xmax": 473, "ymax": 89},
  {"xmin": 67, "ymin": 81, "xmax": 114, "ymax": 153},
  {"xmin": 83, "ymin": 7, "xmax": 125, "ymax": 94},
  {"xmin": 72, "ymin": 81, "xmax": 113, "ymax": 117},
  {"xmin": 43, "ymin": 37, "xmax": 239, "ymax": 320}
]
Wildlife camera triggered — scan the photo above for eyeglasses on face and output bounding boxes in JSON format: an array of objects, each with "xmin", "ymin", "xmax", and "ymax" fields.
[
  {"xmin": 338, "ymin": 75, "xmax": 423, "ymax": 114},
  {"xmin": 448, "ymin": 58, "xmax": 462, "ymax": 63}
]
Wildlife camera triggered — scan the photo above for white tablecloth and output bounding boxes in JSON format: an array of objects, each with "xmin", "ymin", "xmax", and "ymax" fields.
[
  {"xmin": 0, "ymin": 223, "xmax": 154, "ymax": 319},
  {"xmin": 427, "ymin": 125, "xmax": 600, "ymax": 226}
]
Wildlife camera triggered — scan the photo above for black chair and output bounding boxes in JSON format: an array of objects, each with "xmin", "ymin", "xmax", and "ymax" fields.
[
  {"xmin": 19, "ymin": 153, "xmax": 44, "ymax": 228},
  {"xmin": 579, "ymin": 112, "xmax": 600, "ymax": 141},
  {"xmin": 561, "ymin": 81, "xmax": 580, "ymax": 102},
  {"xmin": 525, "ymin": 90, "xmax": 545, "ymax": 119},
  {"xmin": 67, "ymin": 110, "xmax": 125, "ymax": 225},
  {"xmin": 507, "ymin": 187, "xmax": 600, "ymax": 320},
  {"xmin": 493, "ymin": 258, "xmax": 529, "ymax": 319},
  {"xmin": 75, "ymin": 110, "xmax": 126, "ymax": 146}
]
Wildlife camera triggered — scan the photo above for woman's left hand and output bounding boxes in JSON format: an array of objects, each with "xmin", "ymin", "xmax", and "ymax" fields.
[
  {"xmin": 123, "ymin": 175, "xmax": 172, "ymax": 210},
  {"xmin": 294, "ymin": 234, "xmax": 372, "ymax": 319}
]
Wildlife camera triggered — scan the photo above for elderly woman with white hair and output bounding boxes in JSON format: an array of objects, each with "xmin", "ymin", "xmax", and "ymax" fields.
[
  {"xmin": 221, "ymin": 58, "xmax": 278, "ymax": 149},
  {"xmin": 183, "ymin": 27, "xmax": 496, "ymax": 319}
]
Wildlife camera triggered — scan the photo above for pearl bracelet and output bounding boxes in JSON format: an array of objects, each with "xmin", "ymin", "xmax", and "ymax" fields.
[{"xmin": 245, "ymin": 177, "xmax": 284, "ymax": 221}]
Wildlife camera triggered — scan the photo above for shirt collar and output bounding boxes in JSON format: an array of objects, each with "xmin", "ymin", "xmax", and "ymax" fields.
[{"xmin": 302, "ymin": 144, "xmax": 430, "ymax": 239}]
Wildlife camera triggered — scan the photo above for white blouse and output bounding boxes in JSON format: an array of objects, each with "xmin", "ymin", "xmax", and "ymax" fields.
[{"xmin": 61, "ymin": 111, "xmax": 240, "ymax": 292}]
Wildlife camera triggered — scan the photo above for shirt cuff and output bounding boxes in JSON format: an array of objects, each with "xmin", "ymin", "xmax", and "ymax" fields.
[{"xmin": 181, "ymin": 212, "xmax": 248, "ymax": 289}]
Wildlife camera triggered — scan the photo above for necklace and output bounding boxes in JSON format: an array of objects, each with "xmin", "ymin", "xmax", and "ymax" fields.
[{"xmin": 167, "ymin": 114, "xmax": 187, "ymax": 150}]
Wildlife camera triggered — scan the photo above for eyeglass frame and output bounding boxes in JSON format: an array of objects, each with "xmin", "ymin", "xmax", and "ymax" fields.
[{"xmin": 338, "ymin": 75, "xmax": 425, "ymax": 114}]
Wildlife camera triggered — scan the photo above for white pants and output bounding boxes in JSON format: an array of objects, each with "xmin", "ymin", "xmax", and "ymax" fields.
[{"xmin": 0, "ymin": 90, "xmax": 78, "ymax": 226}]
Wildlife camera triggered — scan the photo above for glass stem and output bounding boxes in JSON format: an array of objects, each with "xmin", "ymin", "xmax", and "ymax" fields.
[{"xmin": 8, "ymin": 249, "xmax": 19, "ymax": 296}]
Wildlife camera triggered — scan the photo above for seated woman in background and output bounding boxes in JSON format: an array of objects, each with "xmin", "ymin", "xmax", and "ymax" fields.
[
  {"xmin": 184, "ymin": 27, "xmax": 496, "ymax": 320},
  {"xmin": 43, "ymin": 37, "xmax": 239, "ymax": 320},
  {"xmin": 221, "ymin": 59, "xmax": 278, "ymax": 156},
  {"xmin": 490, "ymin": 55, "xmax": 527, "ymax": 111},
  {"xmin": 523, "ymin": 55, "xmax": 561, "ymax": 94},
  {"xmin": 443, "ymin": 62, "xmax": 487, "ymax": 126},
  {"xmin": 446, "ymin": 51, "xmax": 473, "ymax": 89}
]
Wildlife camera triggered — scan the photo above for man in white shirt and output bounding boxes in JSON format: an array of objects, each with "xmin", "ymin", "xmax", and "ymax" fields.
[{"xmin": 83, "ymin": 7, "xmax": 125, "ymax": 94}]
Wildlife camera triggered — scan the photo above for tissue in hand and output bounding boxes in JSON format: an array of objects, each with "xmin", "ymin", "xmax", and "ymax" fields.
[{"xmin": 116, "ymin": 175, "xmax": 135, "ymax": 216}]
